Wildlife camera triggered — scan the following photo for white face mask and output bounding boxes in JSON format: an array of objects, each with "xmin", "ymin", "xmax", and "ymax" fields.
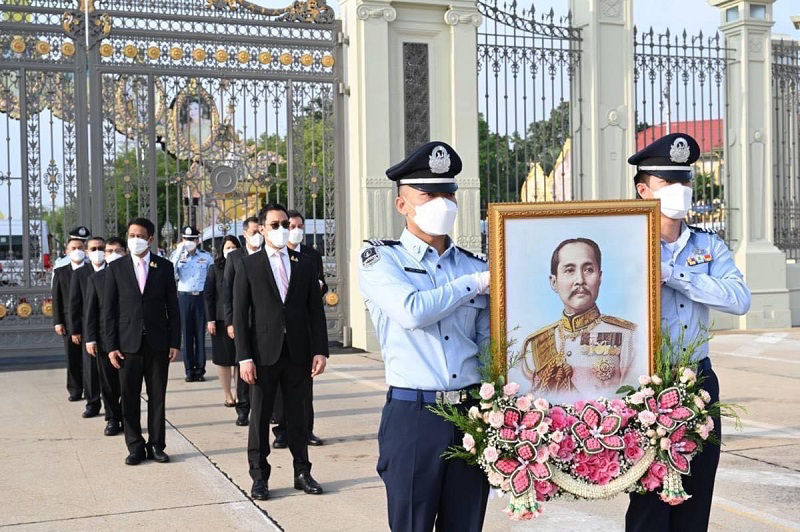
[
  {"xmin": 128, "ymin": 237, "xmax": 150, "ymax": 255},
  {"xmin": 69, "ymin": 249, "xmax": 85, "ymax": 263},
  {"xmin": 246, "ymin": 232, "xmax": 263, "ymax": 249},
  {"xmin": 89, "ymin": 250, "xmax": 105, "ymax": 265},
  {"xmin": 410, "ymin": 197, "xmax": 458, "ymax": 236},
  {"xmin": 183, "ymin": 240, "xmax": 197, "ymax": 252},
  {"xmin": 288, "ymin": 228, "xmax": 304, "ymax": 245},
  {"xmin": 223, "ymin": 248, "xmax": 235, "ymax": 259},
  {"xmin": 267, "ymin": 227, "xmax": 289, "ymax": 249},
  {"xmin": 106, "ymin": 252, "xmax": 124, "ymax": 263},
  {"xmin": 652, "ymin": 183, "xmax": 693, "ymax": 220}
]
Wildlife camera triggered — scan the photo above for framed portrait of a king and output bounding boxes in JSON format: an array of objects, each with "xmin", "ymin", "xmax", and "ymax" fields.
[{"xmin": 489, "ymin": 200, "xmax": 661, "ymax": 405}]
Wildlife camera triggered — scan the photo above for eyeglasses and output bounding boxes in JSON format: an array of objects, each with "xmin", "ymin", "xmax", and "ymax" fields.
[
  {"xmin": 267, "ymin": 220, "xmax": 290, "ymax": 230},
  {"xmin": 106, "ymin": 248, "xmax": 124, "ymax": 254},
  {"xmin": 87, "ymin": 246, "xmax": 103, "ymax": 252}
]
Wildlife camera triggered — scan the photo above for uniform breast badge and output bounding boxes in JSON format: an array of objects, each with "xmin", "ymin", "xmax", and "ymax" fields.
[{"xmin": 686, "ymin": 249, "xmax": 712, "ymax": 266}]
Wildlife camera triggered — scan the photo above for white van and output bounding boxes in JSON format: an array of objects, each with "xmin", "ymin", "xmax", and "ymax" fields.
[{"xmin": 0, "ymin": 220, "xmax": 52, "ymax": 286}]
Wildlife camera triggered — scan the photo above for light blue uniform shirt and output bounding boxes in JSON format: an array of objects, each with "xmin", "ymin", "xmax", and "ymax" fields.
[
  {"xmin": 169, "ymin": 246, "xmax": 212, "ymax": 292},
  {"xmin": 359, "ymin": 229, "xmax": 489, "ymax": 391},
  {"xmin": 661, "ymin": 224, "xmax": 751, "ymax": 362}
]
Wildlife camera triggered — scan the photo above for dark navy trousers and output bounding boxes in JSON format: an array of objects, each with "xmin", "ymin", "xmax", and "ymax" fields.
[
  {"xmin": 626, "ymin": 359, "xmax": 721, "ymax": 532},
  {"xmin": 377, "ymin": 389, "xmax": 490, "ymax": 532},
  {"xmin": 178, "ymin": 293, "xmax": 206, "ymax": 378}
]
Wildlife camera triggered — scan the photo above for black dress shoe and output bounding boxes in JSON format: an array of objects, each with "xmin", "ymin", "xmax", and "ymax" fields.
[
  {"xmin": 235, "ymin": 413, "xmax": 249, "ymax": 426},
  {"xmin": 146, "ymin": 446, "xmax": 170, "ymax": 463},
  {"xmin": 294, "ymin": 472, "xmax": 323, "ymax": 494},
  {"xmin": 104, "ymin": 421, "xmax": 122, "ymax": 436},
  {"xmin": 250, "ymin": 480, "xmax": 269, "ymax": 500},
  {"xmin": 125, "ymin": 452, "xmax": 145, "ymax": 465},
  {"xmin": 185, "ymin": 376, "xmax": 196, "ymax": 382},
  {"xmin": 272, "ymin": 434, "xmax": 287, "ymax": 449},
  {"xmin": 307, "ymin": 433, "xmax": 324, "ymax": 446},
  {"xmin": 68, "ymin": 394, "xmax": 82, "ymax": 402},
  {"xmin": 82, "ymin": 405, "xmax": 101, "ymax": 418},
  {"xmin": 196, "ymin": 375, "xmax": 205, "ymax": 382}
]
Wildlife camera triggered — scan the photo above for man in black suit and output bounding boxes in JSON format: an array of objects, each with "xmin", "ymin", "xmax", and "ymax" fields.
[
  {"xmin": 223, "ymin": 215, "xmax": 263, "ymax": 426},
  {"xmin": 234, "ymin": 204, "xmax": 329, "ymax": 500},
  {"xmin": 104, "ymin": 218, "xmax": 181, "ymax": 465},
  {"xmin": 85, "ymin": 238, "xmax": 127, "ymax": 436},
  {"xmin": 52, "ymin": 226, "xmax": 90, "ymax": 402},
  {"xmin": 68, "ymin": 235, "xmax": 106, "ymax": 418},
  {"xmin": 270, "ymin": 209, "xmax": 329, "ymax": 447}
]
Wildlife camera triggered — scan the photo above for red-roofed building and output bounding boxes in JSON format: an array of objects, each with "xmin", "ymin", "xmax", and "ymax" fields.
[{"xmin": 636, "ymin": 119, "xmax": 724, "ymax": 154}]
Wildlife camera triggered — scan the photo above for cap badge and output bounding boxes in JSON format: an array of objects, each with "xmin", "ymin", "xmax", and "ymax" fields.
[
  {"xmin": 184, "ymin": 227, "xmax": 192, "ymax": 235},
  {"xmin": 78, "ymin": 227, "xmax": 87, "ymax": 236},
  {"xmin": 669, "ymin": 137, "xmax": 691, "ymax": 164},
  {"xmin": 429, "ymin": 145, "xmax": 451, "ymax": 174}
]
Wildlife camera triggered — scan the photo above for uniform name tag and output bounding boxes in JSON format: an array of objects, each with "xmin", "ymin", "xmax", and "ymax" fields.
[{"xmin": 404, "ymin": 267, "xmax": 427, "ymax": 274}]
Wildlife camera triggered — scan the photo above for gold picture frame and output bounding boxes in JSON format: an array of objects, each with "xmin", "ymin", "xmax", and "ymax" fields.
[
  {"xmin": 169, "ymin": 80, "xmax": 220, "ymax": 158},
  {"xmin": 489, "ymin": 200, "xmax": 661, "ymax": 404}
]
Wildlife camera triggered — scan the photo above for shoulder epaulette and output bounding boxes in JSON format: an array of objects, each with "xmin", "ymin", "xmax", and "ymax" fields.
[
  {"xmin": 363, "ymin": 239, "xmax": 401, "ymax": 247},
  {"xmin": 456, "ymin": 246, "xmax": 487, "ymax": 262},
  {"xmin": 687, "ymin": 225, "xmax": 716, "ymax": 235},
  {"xmin": 600, "ymin": 315, "xmax": 637, "ymax": 331},
  {"xmin": 525, "ymin": 321, "xmax": 559, "ymax": 341}
]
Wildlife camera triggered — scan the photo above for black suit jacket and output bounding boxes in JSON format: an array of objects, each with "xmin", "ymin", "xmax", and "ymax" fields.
[
  {"xmin": 103, "ymin": 254, "xmax": 181, "ymax": 354},
  {"xmin": 233, "ymin": 248, "xmax": 328, "ymax": 366},
  {"xmin": 84, "ymin": 268, "xmax": 108, "ymax": 352},
  {"xmin": 68, "ymin": 264, "xmax": 98, "ymax": 335},
  {"xmin": 297, "ymin": 244, "xmax": 328, "ymax": 296},
  {"xmin": 222, "ymin": 246, "xmax": 263, "ymax": 326},
  {"xmin": 203, "ymin": 258, "xmax": 226, "ymax": 323},
  {"xmin": 52, "ymin": 264, "xmax": 84, "ymax": 327}
]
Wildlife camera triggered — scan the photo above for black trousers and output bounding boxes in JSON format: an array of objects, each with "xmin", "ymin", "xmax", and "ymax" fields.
[
  {"xmin": 248, "ymin": 343, "xmax": 311, "ymax": 481},
  {"xmin": 378, "ymin": 390, "xmax": 490, "ymax": 532},
  {"xmin": 119, "ymin": 337, "xmax": 170, "ymax": 455},
  {"xmin": 82, "ymin": 346, "xmax": 101, "ymax": 408},
  {"xmin": 64, "ymin": 336, "xmax": 83, "ymax": 398},
  {"xmin": 626, "ymin": 361, "xmax": 721, "ymax": 532},
  {"xmin": 235, "ymin": 375, "xmax": 250, "ymax": 417},
  {"xmin": 97, "ymin": 349, "xmax": 122, "ymax": 422},
  {"xmin": 272, "ymin": 379, "xmax": 315, "ymax": 438}
]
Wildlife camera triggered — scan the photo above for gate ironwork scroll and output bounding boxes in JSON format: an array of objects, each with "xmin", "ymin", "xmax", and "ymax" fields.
[{"xmin": 0, "ymin": 0, "xmax": 346, "ymax": 355}]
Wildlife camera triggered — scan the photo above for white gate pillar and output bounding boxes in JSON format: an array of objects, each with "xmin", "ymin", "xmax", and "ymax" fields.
[
  {"xmin": 341, "ymin": 0, "xmax": 483, "ymax": 350},
  {"xmin": 570, "ymin": 0, "xmax": 636, "ymax": 200},
  {"xmin": 710, "ymin": 0, "xmax": 792, "ymax": 329}
]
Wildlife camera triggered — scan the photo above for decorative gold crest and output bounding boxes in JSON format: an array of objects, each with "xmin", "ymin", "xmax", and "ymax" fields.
[
  {"xmin": 147, "ymin": 46, "xmax": 161, "ymax": 60},
  {"xmin": 10, "ymin": 37, "xmax": 26, "ymax": 54},
  {"xmin": 35, "ymin": 40, "xmax": 51, "ymax": 56},
  {"xmin": 300, "ymin": 53, "xmax": 313, "ymax": 67},
  {"xmin": 0, "ymin": 304, "xmax": 7, "ymax": 319},
  {"xmin": 237, "ymin": 50, "xmax": 251, "ymax": 64},
  {"xmin": 321, "ymin": 54, "xmax": 335, "ymax": 68},
  {"xmin": 325, "ymin": 292, "xmax": 339, "ymax": 306},
  {"xmin": 279, "ymin": 52, "xmax": 293, "ymax": 65},
  {"xmin": 61, "ymin": 41, "xmax": 76, "ymax": 57},
  {"xmin": 99, "ymin": 43, "xmax": 113, "ymax": 57},
  {"xmin": 16, "ymin": 302, "xmax": 32, "ymax": 319},
  {"xmin": 114, "ymin": 75, "xmax": 166, "ymax": 134},
  {"xmin": 123, "ymin": 44, "xmax": 138, "ymax": 59},
  {"xmin": 42, "ymin": 300, "xmax": 53, "ymax": 318},
  {"xmin": 258, "ymin": 51, "xmax": 271, "ymax": 64},
  {"xmin": 170, "ymin": 47, "xmax": 184, "ymax": 60},
  {"xmin": 192, "ymin": 48, "xmax": 207, "ymax": 62},
  {"xmin": 215, "ymin": 49, "xmax": 229, "ymax": 63}
]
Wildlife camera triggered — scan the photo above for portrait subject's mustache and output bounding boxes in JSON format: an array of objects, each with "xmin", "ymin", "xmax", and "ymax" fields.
[{"xmin": 570, "ymin": 286, "xmax": 590, "ymax": 298}]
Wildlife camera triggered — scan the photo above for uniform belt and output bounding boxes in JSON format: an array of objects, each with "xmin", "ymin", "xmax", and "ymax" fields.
[
  {"xmin": 389, "ymin": 386, "xmax": 476, "ymax": 405},
  {"xmin": 179, "ymin": 291, "xmax": 201, "ymax": 296}
]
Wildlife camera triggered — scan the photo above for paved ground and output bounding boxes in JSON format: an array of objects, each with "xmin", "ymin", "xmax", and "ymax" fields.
[{"xmin": 0, "ymin": 330, "xmax": 799, "ymax": 531}]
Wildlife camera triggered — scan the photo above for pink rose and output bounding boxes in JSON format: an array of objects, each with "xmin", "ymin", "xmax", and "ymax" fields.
[
  {"xmin": 488, "ymin": 411, "xmax": 504, "ymax": 429},
  {"xmin": 606, "ymin": 461, "xmax": 621, "ymax": 477},
  {"xmin": 575, "ymin": 462, "xmax": 590, "ymax": 477},
  {"xmin": 641, "ymin": 474, "xmax": 661, "ymax": 491},
  {"xmin": 628, "ymin": 392, "xmax": 645, "ymax": 405},
  {"xmin": 534, "ymin": 480, "xmax": 557, "ymax": 497},
  {"xmin": 462, "ymin": 433, "xmax": 475, "ymax": 451},
  {"xmin": 641, "ymin": 387, "xmax": 655, "ymax": 397},
  {"xmin": 548, "ymin": 407, "xmax": 568, "ymax": 430},
  {"xmin": 638, "ymin": 410, "xmax": 657, "ymax": 426},
  {"xmin": 482, "ymin": 412, "xmax": 490, "ymax": 423},
  {"xmin": 623, "ymin": 431, "xmax": 639, "ymax": 448},
  {"xmin": 625, "ymin": 445, "xmax": 645, "ymax": 462},
  {"xmin": 610, "ymin": 399, "xmax": 626, "ymax": 413},
  {"xmin": 693, "ymin": 396, "xmax": 706, "ymax": 409},
  {"xmin": 550, "ymin": 430, "xmax": 564, "ymax": 443},
  {"xmin": 515, "ymin": 395, "xmax": 532, "ymax": 411},
  {"xmin": 503, "ymin": 382, "xmax": 520, "ymax": 397},
  {"xmin": 565, "ymin": 415, "xmax": 579, "ymax": 427},
  {"xmin": 589, "ymin": 400, "xmax": 606, "ymax": 412},
  {"xmin": 487, "ymin": 471, "xmax": 504, "ymax": 486},
  {"xmin": 649, "ymin": 461, "xmax": 668, "ymax": 480},
  {"xmin": 483, "ymin": 446, "xmax": 499, "ymax": 463},
  {"xmin": 479, "ymin": 383, "xmax": 495, "ymax": 400},
  {"xmin": 548, "ymin": 442, "xmax": 561, "ymax": 456},
  {"xmin": 536, "ymin": 423, "xmax": 549, "ymax": 436},
  {"xmin": 561, "ymin": 435, "xmax": 576, "ymax": 452},
  {"xmin": 536, "ymin": 446, "xmax": 550, "ymax": 463},
  {"xmin": 534, "ymin": 398, "xmax": 550, "ymax": 411}
]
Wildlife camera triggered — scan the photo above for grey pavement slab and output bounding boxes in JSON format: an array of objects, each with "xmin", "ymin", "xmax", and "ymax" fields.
[{"xmin": 0, "ymin": 330, "xmax": 799, "ymax": 531}]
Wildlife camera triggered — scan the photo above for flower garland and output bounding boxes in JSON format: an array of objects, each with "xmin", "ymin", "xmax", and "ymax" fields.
[{"xmin": 429, "ymin": 332, "xmax": 734, "ymax": 521}]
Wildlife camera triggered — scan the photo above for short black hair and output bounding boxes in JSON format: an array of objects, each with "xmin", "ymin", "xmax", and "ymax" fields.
[
  {"xmin": 286, "ymin": 210, "xmax": 305, "ymax": 223},
  {"xmin": 243, "ymin": 216, "xmax": 259, "ymax": 229},
  {"xmin": 258, "ymin": 203, "xmax": 288, "ymax": 225},
  {"xmin": 127, "ymin": 217, "xmax": 155, "ymax": 238},
  {"xmin": 550, "ymin": 238, "xmax": 602, "ymax": 275},
  {"xmin": 87, "ymin": 235, "xmax": 106, "ymax": 245},
  {"xmin": 106, "ymin": 237, "xmax": 125, "ymax": 248},
  {"xmin": 633, "ymin": 171, "xmax": 652, "ymax": 199}
]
